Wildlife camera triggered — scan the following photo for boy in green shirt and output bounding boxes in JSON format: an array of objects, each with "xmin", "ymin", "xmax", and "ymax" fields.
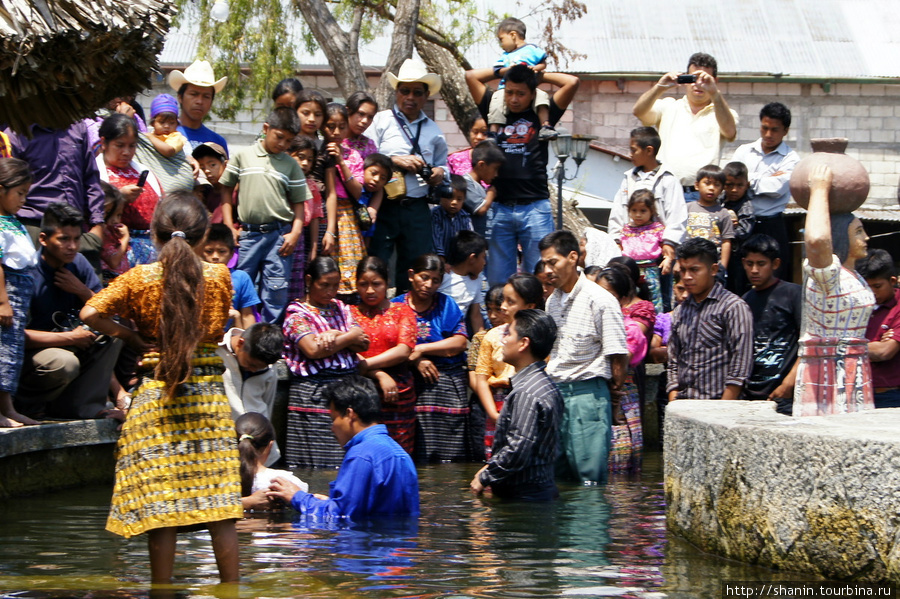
[{"xmin": 220, "ymin": 107, "xmax": 308, "ymax": 323}]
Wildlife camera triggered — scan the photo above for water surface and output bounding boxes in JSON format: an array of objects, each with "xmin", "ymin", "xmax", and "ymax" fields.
[{"xmin": 0, "ymin": 452, "xmax": 818, "ymax": 598}]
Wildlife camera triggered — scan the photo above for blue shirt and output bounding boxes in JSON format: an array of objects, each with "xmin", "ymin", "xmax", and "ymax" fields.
[
  {"xmin": 230, "ymin": 269, "xmax": 260, "ymax": 310},
  {"xmin": 29, "ymin": 252, "xmax": 102, "ymax": 331},
  {"xmin": 177, "ymin": 123, "xmax": 229, "ymax": 156},
  {"xmin": 290, "ymin": 424, "xmax": 420, "ymax": 521},
  {"xmin": 494, "ymin": 44, "xmax": 547, "ymax": 88},
  {"xmin": 370, "ymin": 107, "xmax": 448, "ymax": 199},
  {"xmin": 392, "ymin": 292, "xmax": 467, "ymax": 367}
]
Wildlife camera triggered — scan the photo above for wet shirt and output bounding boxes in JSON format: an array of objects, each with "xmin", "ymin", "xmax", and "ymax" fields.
[
  {"xmin": 742, "ymin": 279, "xmax": 803, "ymax": 399},
  {"xmin": 290, "ymin": 424, "xmax": 420, "ymax": 520}
]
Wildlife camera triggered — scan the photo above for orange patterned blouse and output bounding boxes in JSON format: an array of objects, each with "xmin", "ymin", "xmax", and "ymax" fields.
[{"xmin": 86, "ymin": 261, "xmax": 233, "ymax": 343}]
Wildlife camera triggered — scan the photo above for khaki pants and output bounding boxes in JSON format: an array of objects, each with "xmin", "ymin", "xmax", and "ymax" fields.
[{"xmin": 15, "ymin": 337, "xmax": 122, "ymax": 419}]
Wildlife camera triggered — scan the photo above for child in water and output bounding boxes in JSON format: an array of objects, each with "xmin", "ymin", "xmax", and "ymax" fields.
[{"xmin": 237, "ymin": 412, "xmax": 308, "ymax": 511}]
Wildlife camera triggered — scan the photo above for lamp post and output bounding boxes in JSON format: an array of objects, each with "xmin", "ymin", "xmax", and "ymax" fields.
[{"xmin": 551, "ymin": 130, "xmax": 597, "ymax": 230}]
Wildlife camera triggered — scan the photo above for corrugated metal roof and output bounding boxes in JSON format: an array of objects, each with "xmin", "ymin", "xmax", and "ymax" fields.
[{"xmin": 160, "ymin": 0, "xmax": 900, "ymax": 78}]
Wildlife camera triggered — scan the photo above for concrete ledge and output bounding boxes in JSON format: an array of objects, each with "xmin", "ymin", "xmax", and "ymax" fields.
[
  {"xmin": 664, "ymin": 400, "xmax": 900, "ymax": 584},
  {"xmin": 0, "ymin": 419, "xmax": 119, "ymax": 499}
]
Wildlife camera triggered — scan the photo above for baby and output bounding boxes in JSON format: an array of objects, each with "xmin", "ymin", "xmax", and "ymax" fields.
[{"xmin": 146, "ymin": 94, "xmax": 189, "ymax": 158}]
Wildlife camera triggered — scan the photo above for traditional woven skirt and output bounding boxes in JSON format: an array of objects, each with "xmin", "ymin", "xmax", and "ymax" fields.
[
  {"xmin": 609, "ymin": 372, "xmax": 643, "ymax": 473},
  {"xmin": 414, "ymin": 362, "xmax": 470, "ymax": 462},
  {"xmin": 285, "ymin": 369, "xmax": 355, "ymax": 468},
  {"xmin": 0, "ymin": 267, "xmax": 32, "ymax": 393},
  {"xmin": 483, "ymin": 387, "xmax": 509, "ymax": 460},
  {"xmin": 288, "ymin": 231, "xmax": 307, "ymax": 302},
  {"xmin": 106, "ymin": 346, "xmax": 242, "ymax": 538},
  {"xmin": 793, "ymin": 337, "xmax": 874, "ymax": 417},
  {"xmin": 335, "ymin": 197, "xmax": 366, "ymax": 295},
  {"xmin": 381, "ymin": 368, "xmax": 417, "ymax": 455},
  {"xmin": 637, "ymin": 261, "xmax": 662, "ymax": 313}
]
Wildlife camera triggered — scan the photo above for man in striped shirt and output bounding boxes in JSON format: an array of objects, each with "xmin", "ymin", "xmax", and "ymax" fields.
[
  {"xmin": 668, "ymin": 237, "xmax": 754, "ymax": 400},
  {"xmin": 540, "ymin": 230, "xmax": 628, "ymax": 485},
  {"xmin": 470, "ymin": 309, "xmax": 563, "ymax": 501}
]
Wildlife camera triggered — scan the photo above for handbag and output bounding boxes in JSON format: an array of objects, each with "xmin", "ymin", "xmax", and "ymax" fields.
[
  {"xmin": 355, "ymin": 199, "xmax": 373, "ymax": 230},
  {"xmin": 384, "ymin": 169, "xmax": 407, "ymax": 201}
]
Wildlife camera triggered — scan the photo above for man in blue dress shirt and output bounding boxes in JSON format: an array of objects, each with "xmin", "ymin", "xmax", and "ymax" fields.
[{"xmin": 268, "ymin": 376, "xmax": 420, "ymax": 520}]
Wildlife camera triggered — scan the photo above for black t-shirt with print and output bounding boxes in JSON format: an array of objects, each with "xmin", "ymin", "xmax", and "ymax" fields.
[
  {"xmin": 477, "ymin": 90, "xmax": 564, "ymax": 204},
  {"xmin": 742, "ymin": 279, "xmax": 803, "ymax": 400}
]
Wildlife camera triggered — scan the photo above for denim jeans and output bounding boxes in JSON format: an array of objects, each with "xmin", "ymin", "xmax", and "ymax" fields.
[
  {"xmin": 874, "ymin": 388, "xmax": 900, "ymax": 409},
  {"xmin": 236, "ymin": 225, "xmax": 293, "ymax": 324},
  {"xmin": 486, "ymin": 199, "xmax": 554, "ymax": 286}
]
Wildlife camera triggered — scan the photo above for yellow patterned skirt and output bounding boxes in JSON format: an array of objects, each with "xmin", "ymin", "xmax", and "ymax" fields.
[
  {"xmin": 106, "ymin": 346, "xmax": 243, "ymax": 538},
  {"xmin": 336, "ymin": 196, "xmax": 366, "ymax": 295}
]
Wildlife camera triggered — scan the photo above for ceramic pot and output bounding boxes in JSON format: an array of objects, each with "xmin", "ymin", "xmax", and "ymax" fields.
[{"xmin": 789, "ymin": 138, "xmax": 869, "ymax": 212}]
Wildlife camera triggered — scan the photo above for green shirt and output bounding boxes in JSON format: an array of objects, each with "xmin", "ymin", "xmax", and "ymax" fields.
[{"xmin": 220, "ymin": 140, "xmax": 308, "ymax": 224}]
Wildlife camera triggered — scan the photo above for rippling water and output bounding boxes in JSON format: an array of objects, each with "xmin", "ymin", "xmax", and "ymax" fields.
[{"xmin": 0, "ymin": 452, "xmax": 818, "ymax": 598}]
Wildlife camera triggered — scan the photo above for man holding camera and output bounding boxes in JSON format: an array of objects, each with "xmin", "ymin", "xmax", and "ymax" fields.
[
  {"xmin": 370, "ymin": 59, "xmax": 449, "ymax": 293},
  {"xmin": 465, "ymin": 64, "xmax": 580, "ymax": 286},
  {"xmin": 632, "ymin": 52, "xmax": 738, "ymax": 202}
]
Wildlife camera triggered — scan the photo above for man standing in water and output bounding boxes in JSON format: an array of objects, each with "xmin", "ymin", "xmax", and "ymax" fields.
[
  {"xmin": 539, "ymin": 230, "xmax": 628, "ymax": 485},
  {"xmin": 470, "ymin": 309, "xmax": 564, "ymax": 501},
  {"xmin": 268, "ymin": 376, "xmax": 419, "ymax": 520}
]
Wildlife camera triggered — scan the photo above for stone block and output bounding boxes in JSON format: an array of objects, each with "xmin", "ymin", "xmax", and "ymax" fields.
[
  {"xmin": 775, "ymin": 83, "xmax": 802, "ymax": 96},
  {"xmin": 872, "ymin": 129, "xmax": 894, "ymax": 143},
  {"xmin": 751, "ymin": 82, "xmax": 779, "ymax": 97},
  {"xmin": 726, "ymin": 82, "xmax": 753, "ymax": 95},
  {"xmin": 866, "ymin": 85, "xmax": 886, "ymax": 97},
  {"xmin": 883, "ymin": 85, "xmax": 900, "ymax": 96},
  {"xmin": 846, "ymin": 105, "xmax": 870, "ymax": 118},
  {"xmin": 664, "ymin": 401, "xmax": 900, "ymax": 585},
  {"xmin": 821, "ymin": 105, "xmax": 846, "ymax": 117},
  {"xmin": 870, "ymin": 105, "xmax": 894, "ymax": 117}
]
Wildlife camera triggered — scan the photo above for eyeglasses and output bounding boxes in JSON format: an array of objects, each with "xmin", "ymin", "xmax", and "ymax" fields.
[{"xmin": 397, "ymin": 87, "xmax": 426, "ymax": 98}]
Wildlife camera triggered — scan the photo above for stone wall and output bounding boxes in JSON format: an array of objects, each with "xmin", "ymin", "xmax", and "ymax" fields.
[
  {"xmin": 664, "ymin": 400, "xmax": 900, "ymax": 584},
  {"xmin": 142, "ymin": 72, "xmax": 900, "ymax": 210}
]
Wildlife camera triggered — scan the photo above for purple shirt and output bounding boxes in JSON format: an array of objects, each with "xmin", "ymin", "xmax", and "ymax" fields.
[{"xmin": 5, "ymin": 122, "xmax": 105, "ymax": 226}]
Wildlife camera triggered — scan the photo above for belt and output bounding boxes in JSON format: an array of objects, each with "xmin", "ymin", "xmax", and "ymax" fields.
[
  {"xmin": 498, "ymin": 198, "xmax": 537, "ymax": 207},
  {"xmin": 398, "ymin": 195, "xmax": 428, "ymax": 207},
  {"xmin": 242, "ymin": 221, "xmax": 288, "ymax": 233},
  {"xmin": 875, "ymin": 386, "xmax": 900, "ymax": 394}
]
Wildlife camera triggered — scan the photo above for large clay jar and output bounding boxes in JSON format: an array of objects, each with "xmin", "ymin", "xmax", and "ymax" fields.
[{"xmin": 790, "ymin": 137, "xmax": 870, "ymax": 212}]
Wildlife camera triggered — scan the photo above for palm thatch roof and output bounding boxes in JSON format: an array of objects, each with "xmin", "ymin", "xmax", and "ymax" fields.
[{"xmin": 0, "ymin": 0, "xmax": 172, "ymax": 133}]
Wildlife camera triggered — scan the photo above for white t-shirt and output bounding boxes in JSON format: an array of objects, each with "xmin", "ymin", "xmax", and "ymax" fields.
[
  {"xmin": 252, "ymin": 468, "xmax": 308, "ymax": 494},
  {"xmin": 438, "ymin": 271, "xmax": 485, "ymax": 313}
]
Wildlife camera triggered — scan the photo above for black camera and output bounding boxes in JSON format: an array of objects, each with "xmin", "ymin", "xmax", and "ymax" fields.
[
  {"xmin": 420, "ymin": 163, "xmax": 434, "ymax": 181},
  {"xmin": 676, "ymin": 74, "xmax": 697, "ymax": 84}
]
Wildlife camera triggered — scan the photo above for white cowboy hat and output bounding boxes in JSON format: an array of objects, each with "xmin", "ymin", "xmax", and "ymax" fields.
[
  {"xmin": 386, "ymin": 59, "xmax": 442, "ymax": 98},
  {"xmin": 168, "ymin": 60, "xmax": 228, "ymax": 93}
]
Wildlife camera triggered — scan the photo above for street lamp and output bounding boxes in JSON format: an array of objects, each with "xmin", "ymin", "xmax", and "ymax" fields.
[{"xmin": 551, "ymin": 130, "xmax": 597, "ymax": 229}]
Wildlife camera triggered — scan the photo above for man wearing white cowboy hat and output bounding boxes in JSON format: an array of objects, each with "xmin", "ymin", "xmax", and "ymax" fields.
[
  {"xmin": 168, "ymin": 59, "xmax": 230, "ymax": 154},
  {"xmin": 370, "ymin": 58, "xmax": 449, "ymax": 293}
]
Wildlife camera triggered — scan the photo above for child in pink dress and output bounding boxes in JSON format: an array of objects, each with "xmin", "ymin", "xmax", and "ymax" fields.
[{"xmin": 620, "ymin": 189, "xmax": 668, "ymax": 312}]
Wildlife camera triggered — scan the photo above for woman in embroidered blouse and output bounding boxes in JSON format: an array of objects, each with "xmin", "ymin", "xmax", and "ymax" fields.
[
  {"xmin": 393, "ymin": 253, "xmax": 469, "ymax": 462},
  {"xmin": 343, "ymin": 91, "xmax": 379, "ymax": 159},
  {"xmin": 350, "ymin": 256, "xmax": 418, "ymax": 453},
  {"xmin": 282, "ymin": 256, "xmax": 369, "ymax": 468},
  {"xmin": 80, "ymin": 193, "xmax": 241, "ymax": 585},
  {"xmin": 794, "ymin": 164, "xmax": 875, "ymax": 417},
  {"xmin": 96, "ymin": 114, "xmax": 163, "ymax": 267}
]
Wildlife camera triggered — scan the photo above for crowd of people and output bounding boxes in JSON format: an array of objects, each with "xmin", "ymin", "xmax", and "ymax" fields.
[{"xmin": 0, "ymin": 15, "xmax": 896, "ymax": 585}]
